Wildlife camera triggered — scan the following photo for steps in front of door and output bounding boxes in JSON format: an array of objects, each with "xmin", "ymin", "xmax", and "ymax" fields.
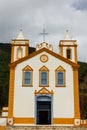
[{"xmin": 6, "ymin": 126, "xmax": 87, "ymax": 130}]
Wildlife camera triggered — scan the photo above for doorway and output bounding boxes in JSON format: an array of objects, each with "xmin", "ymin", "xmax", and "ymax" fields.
[{"xmin": 36, "ymin": 95, "xmax": 52, "ymax": 125}]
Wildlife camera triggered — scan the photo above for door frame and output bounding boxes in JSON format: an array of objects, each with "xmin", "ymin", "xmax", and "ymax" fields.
[{"xmin": 35, "ymin": 94, "xmax": 53, "ymax": 125}]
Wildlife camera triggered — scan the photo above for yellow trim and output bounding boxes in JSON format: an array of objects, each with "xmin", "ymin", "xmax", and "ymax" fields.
[
  {"xmin": 22, "ymin": 65, "xmax": 33, "ymax": 71},
  {"xmin": 59, "ymin": 46, "xmax": 63, "ymax": 56},
  {"xmin": 8, "ymin": 68, "xmax": 15, "ymax": 118},
  {"xmin": 11, "ymin": 40, "xmax": 29, "ymax": 63},
  {"xmin": 0, "ymin": 116, "xmax": 7, "ymax": 118},
  {"xmin": 73, "ymin": 68, "xmax": 80, "ymax": 119},
  {"xmin": 55, "ymin": 66, "xmax": 66, "ymax": 87},
  {"xmin": 74, "ymin": 46, "xmax": 77, "ymax": 63},
  {"xmin": 55, "ymin": 66, "xmax": 65, "ymax": 71},
  {"xmin": 53, "ymin": 118, "xmax": 74, "ymax": 124},
  {"xmin": 11, "ymin": 43, "xmax": 29, "ymax": 46},
  {"xmin": 59, "ymin": 40, "xmax": 78, "ymax": 63},
  {"xmin": 22, "ymin": 65, "xmax": 33, "ymax": 87},
  {"xmin": 16, "ymin": 46, "xmax": 23, "ymax": 59},
  {"xmin": 13, "ymin": 118, "xmax": 34, "ymax": 124},
  {"xmin": 39, "ymin": 65, "xmax": 49, "ymax": 71},
  {"xmin": 40, "ymin": 54, "xmax": 48, "ymax": 62},
  {"xmin": 11, "ymin": 45, "xmax": 14, "ymax": 63},
  {"xmin": 12, "ymin": 39, "xmax": 29, "ymax": 42},
  {"xmin": 35, "ymin": 87, "xmax": 53, "ymax": 95},
  {"xmin": 26, "ymin": 45, "xmax": 29, "ymax": 56},
  {"xmin": 9, "ymin": 47, "xmax": 79, "ymax": 69},
  {"xmin": 0, "ymin": 126, "xmax": 6, "ymax": 130},
  {"xmin": 59, "ymin": 40, "xmax": 77, "ymax": 43},
  {"xmin": 59, "ymin": 44, "xmax": 77, "ymax": 47},
  {"xmin": 2, "ymin": 110, "xmax": 8, "ymax": 112},
  {"xmin": 39, "ymin": 66, "xmax": 49, "ymax": 87}
]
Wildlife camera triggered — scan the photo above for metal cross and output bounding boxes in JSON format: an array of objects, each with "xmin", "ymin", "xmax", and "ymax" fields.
[
  {"xmin": 40, "ymin": 28, "xmax": 48, "ymax": 42},
  {"xmin": 66, "ymin": 29, "xmax": 69, "ymax": 32}
]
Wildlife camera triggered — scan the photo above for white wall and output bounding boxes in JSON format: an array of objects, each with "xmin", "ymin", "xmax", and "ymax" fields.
[{"xmin": 13, "ymin": 51, "xmax": 74, "ymax": 118}]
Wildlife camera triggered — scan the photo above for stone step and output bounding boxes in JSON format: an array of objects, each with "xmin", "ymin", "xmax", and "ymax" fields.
[{"xmin": 5, "ymin": 126, "xmax": 87, "ymax": 130}]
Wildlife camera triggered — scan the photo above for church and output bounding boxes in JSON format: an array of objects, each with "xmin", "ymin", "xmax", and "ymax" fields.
[{"xmin": 7, "ymin": 30, "xmax": 80, "ymax": 126}]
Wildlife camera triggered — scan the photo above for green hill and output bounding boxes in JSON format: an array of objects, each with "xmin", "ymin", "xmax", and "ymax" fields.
[
  {"xmin": 0, "ymin": 43, "xmax": 87, "ymax": 119},
  {"xmin": 78, "ymin": 61, "xmax": 87, "ymax": 119},
  {"xmin": 0, "ymin": 43, "xmax": 36, "ymax": 109}
]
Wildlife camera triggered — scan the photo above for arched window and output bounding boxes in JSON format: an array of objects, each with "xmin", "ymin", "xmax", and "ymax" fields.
[
  {"xmin": 66, "ymin": 48, "xmax": 71, "ymax": 59},
  {"xmin": 22, "ymin": 65, "xmax": 33, "ymax": 87},
  {"xmin": 39, "ymin": 66, "xmax": 49, "ymax": 87},
  {"xmin": 55, "ymin": 66, "xmax": 66, "ymax": 87},
  {"xmin": 17, "ymin": 47, "xmax": 22, "ymax": 59}
]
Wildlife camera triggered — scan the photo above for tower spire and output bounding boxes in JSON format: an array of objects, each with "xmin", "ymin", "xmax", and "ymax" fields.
[
  {"xmin": 16, "ymin": 29, "xmax": 25, "ymax": 39},
  {"xmin": 64, "ymin": 30, "xmax": 72, "ymax": 40}
]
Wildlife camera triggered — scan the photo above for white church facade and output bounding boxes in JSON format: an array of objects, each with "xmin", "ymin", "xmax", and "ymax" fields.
[{"xmin": 7, "ymin": 30, "xmax": 80, "ymax": 126}]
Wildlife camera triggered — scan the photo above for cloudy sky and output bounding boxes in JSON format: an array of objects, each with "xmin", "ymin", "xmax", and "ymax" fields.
[{"xmin": 0, "ymin": 0, "xmax": 87, "ymax": 62}]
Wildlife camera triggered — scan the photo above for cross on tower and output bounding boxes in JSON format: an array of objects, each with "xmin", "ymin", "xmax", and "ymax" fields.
[{"xmin": 40, "ymin": 28, "xmax": 48, "ymax": 42}]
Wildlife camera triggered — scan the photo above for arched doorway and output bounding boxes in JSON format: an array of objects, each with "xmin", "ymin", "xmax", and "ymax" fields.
[{"xmin": 36, "ymin": 95, "xmax": 52, "ymax": 125}]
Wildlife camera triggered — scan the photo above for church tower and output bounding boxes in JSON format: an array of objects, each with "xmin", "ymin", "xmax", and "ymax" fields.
[
  {"xmin": 7, "ymin": 30, "xmax": 80, "ymax": 126},
  {"xmin": 59, "ymin": 30, "xmax": 77, "ymax": 63},
  {"xmin": 11, "ymin": 30, "xmax": 29, "ymax": 63}
]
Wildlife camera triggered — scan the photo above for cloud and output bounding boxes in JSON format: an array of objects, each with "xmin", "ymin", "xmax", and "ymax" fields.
[
  {"xmin": 0, "ymin": 0, "xmax": 87, "ymax": 62},
  {"xmin": 72, "ymin": 0, "xmax": 87, "ymax": 11}
]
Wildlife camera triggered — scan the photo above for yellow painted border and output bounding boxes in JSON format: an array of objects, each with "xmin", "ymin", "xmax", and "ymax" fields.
[
  {"xmin": 8, "ymin": 68, "xmax": 15, "ymax": 118},
  {"xmin": 55, "ymin": 66, "xmax": 66, "ymax": 87},
  {"xmin": 9, "ymin": 48, "xmax": 79, "ymax": 69},
  {"xmin": 53, "ymin": 118, "xmax": 74, "ymax": 124},
  {"xmin": 13, "ymin": 118, "xmax": 34, "ymax": 124},
  {"xmin": 73, "ymin": 68, "xmax": 80, "ymax": 119},
  {"xmin": 59, "ymin": 46, "xmax": 63, "ymax": 56},
  {"xmin": 74, "ymin": 46, "xmax": 77, "ymax": 63},
  {"xmin": 22, "ymin": 65, "xmax": 33, "ymax": 87},
  {"xmin": 11, "ymin": 45, "xmax": 14, "ymax": 63},
  {"xmin": 0, "ymin": 126, "xmax": 6, "ymax": 130},
  {"xmin": 13, "ymin": 117, "xmax": 74, "ymax": 125},
  {"xmin": 11, "ymin": 41, "xmax": 29, "ymax": 63},
  {"xmin": 40, "ymin": 54, "xmax": 48, "ymax": 63},
  {"xmin": 35, "ymin": 87, "xmax": 53, "ymax": 96},
  {"xmin": 39, "ymin": 66, "xmax": 49, "ymax": 87},
  {"xmin": 59, "ymin": 40, "xmax": 78, "ymax": 63}
]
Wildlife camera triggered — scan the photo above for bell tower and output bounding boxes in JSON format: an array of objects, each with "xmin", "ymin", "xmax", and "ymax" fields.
[
  {"xmin": 59, "ymin": 31, "xmax": 78, "ymax": 63},
  {"xmin": 11, "ymin": 30, "xmax": 29, "ymax": 63}
]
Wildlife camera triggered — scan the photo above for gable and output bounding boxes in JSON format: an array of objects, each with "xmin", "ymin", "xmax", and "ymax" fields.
[
  {"xmin": 35, "ymin": 87, "xmax": 53, "ymax": 95},
  {"xmin": 39, "ymin": 66, "xmax": 49, "ymax": 71},
  {"xmin": 22, "ymin": 65, "xmax": 33, "ymax": 71},
  {"xmin": 9, "ymin": 47, "xmax": 79, "ymax": 69},
  {"xmin": 55, "ymin": 66, "xmax": 65, "ymax": 71}
]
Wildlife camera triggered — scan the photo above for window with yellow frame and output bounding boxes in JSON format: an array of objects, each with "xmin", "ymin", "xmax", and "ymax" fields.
[
  {"xmin": 55, "ymin": 66, "xmax": 66, "ymax": 87},
  {"xmin": 39, "ymin": 66, "xmax": 49, "ymax": 87},
  {"xmin": 22, "ymin": 65, "xmax": 33, "ymax": 87}
]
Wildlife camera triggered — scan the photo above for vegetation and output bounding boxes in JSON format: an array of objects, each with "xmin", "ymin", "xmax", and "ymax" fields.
[
  {"xmin": 0, "ymin": 43, "xmax": 11, "ymax": 110},
  {"xmin": 0, "ymin": 43, "xmax": 35, "ymax": 110},
  {"xmin": 0, "ymin": 43, "xmax": 87, "ymax": 119},
  {"xmin": 78, "ymin": 62, "xmax": 87, "ymax": 119}
]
